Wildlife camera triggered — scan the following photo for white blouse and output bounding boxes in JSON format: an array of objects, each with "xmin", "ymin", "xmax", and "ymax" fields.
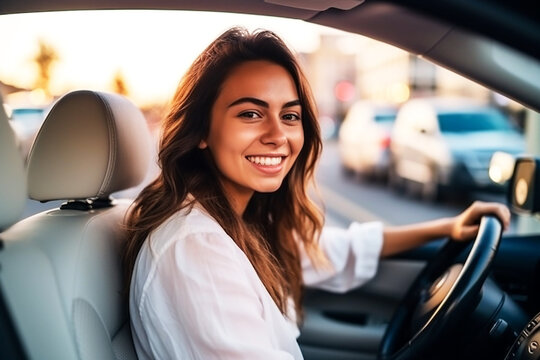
[{"xmin": 130, "ymin": 203, "xmax": 383, "ymax": 360}]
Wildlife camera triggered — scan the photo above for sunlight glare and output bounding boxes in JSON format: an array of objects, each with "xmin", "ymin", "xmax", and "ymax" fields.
[{"xmin": 0, "ymin": 10, "xmax": 336, "ymax": 106}]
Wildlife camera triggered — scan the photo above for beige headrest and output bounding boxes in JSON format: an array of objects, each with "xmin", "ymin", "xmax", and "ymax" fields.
[
  {"xmin": 27, "ymin": 90, "xmax": 151, "ymax": 201},
  {"xmin": 0, "ymin": 94, "xmax": 27, "ymax": 230}
]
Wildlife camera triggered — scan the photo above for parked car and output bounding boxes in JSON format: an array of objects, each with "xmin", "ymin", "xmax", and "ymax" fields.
[
  {"xmin": 7, "ymin": 106, "xmax": 49, "ymax": 160},
  {"xmin": 338, "ymin": 100, "xmax": 397, "ymax": 179},
  {"xmin": 389, "ymin": 97, "xmax": 525, "ymax": 201},
  {"xmin": 0, "ymin": 2, "xmax": 539, "ymax": 360}
]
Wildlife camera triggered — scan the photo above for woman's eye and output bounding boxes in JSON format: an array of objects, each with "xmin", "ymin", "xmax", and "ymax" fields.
[
  {"xmin": 239, "ymin": 111, "xmax": 261, "ymax": 119},
  {"xmin": 282, "ymin": 113, "xmax": 301, "ymax": 122}
]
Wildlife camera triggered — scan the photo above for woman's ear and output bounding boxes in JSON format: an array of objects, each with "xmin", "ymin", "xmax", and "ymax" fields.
[{"xmin": 198, "ymin": 139, "xmax": 208, "ymax": 149}]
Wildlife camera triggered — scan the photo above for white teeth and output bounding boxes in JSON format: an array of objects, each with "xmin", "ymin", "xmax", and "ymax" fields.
[{"xmin": 247, "ymin": 156, "xmax": 282, "ymax": 166}]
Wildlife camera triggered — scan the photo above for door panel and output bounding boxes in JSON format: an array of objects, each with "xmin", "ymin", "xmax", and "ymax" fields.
[{"xmin": 299, "ymin": 259, "xmax": 425, "ymax": 359}]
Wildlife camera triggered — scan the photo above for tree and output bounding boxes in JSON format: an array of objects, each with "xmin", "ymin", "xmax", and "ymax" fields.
[
  {"xmin": 112, "ymin": 70, "xmax": 129, "ymax": 96},
  {"xmin": 33, "ymin": 39, "xmax": 59, "ymax": 96}
]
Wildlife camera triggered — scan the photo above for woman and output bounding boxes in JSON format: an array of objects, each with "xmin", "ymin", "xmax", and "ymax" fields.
[{"xmin": 124, "ymin": 27, "xmax": 510, "ymax": 359}]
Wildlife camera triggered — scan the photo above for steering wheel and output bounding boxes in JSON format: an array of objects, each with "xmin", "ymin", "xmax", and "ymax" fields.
[{"xmin": 378, "ymin": 215, "xmax": 503, "ymax": 360}]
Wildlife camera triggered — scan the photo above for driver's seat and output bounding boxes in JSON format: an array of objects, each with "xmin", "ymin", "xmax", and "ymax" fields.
[{"xmin": 0, "ymin": 90, "xmax": 151, "ymax": 360}]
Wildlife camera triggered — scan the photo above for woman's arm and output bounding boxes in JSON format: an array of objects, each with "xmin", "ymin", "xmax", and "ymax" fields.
[{"xmin": 381, "ymin": 201, "xmax": 511, "ymax": 257}]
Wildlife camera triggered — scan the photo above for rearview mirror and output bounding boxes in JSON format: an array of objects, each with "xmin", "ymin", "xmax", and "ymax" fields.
[{"xmin": 508, "ymin": 157, "xmax": 540, "ymax": 214}]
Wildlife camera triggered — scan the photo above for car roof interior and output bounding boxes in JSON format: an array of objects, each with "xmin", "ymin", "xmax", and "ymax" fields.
[{"xmin": 1, "ymin": 0, "xmax": 539, "ymax": 113}]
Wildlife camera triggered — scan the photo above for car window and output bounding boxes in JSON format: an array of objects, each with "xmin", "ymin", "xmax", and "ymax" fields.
[
  {"xmin": 438, "ymin": 109, "xmax": 515, "ymax": 133},
  {"xmin": 0, "ymin": 10, "xmax": 538, "ymax": 236}
]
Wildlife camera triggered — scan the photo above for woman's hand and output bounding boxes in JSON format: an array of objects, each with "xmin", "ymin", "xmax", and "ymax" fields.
[{"xmin": 450, "ymin": 201, "xmax": 511, "ymax": 242}]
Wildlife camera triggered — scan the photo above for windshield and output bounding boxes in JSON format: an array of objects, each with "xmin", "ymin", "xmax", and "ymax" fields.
[{"xmin": 438, "ymin": 109, "xmax": 514, "ymax": 133}]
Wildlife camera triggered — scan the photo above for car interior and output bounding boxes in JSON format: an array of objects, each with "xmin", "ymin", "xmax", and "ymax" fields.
[{"xmin": 0, "ymin": 1, "xmax": 539, "ymax": 360}]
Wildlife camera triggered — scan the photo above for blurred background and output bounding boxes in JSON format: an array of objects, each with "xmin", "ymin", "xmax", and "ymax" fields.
[{"xmin": 1, "ymin": 10, "xmax": 539, "ymax": 234}]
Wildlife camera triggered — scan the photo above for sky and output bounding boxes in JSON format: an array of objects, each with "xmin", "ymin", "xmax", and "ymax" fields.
[{"xmin": 0, "ymin": 10, "xmax": 346, "ymax": 106}]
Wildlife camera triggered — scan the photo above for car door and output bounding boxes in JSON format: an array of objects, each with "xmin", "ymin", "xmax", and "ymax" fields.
[
  {"xmin": 298, "ymin": 256, "xmax": 425, "ymax": 360},
  {"xmin": 298, "ymin": 225, "xmax": 540, "ymax": 360}
]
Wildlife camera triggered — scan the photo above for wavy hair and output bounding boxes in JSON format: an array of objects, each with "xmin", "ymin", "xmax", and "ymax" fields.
[{"xmin": 124, "ymin": 27, "xmax": 324, "ymax": 317}]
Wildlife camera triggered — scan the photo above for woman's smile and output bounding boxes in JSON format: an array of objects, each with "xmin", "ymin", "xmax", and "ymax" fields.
[
  {"xmin": 246, "ymin": 155, "xmax": 287, "ymax": 174},
  {"xmin": 246, "ymin": 155, "xmax": 284, "ymax": 166}
]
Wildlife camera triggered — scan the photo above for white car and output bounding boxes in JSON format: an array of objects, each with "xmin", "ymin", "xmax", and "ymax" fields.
[
  {"xmin": 338, "ymin": 101, "xmax": 397, "ymax": 179},
  {"xmin": 389, "ymin": 97, "xmax": 525, "ymax": 201}
]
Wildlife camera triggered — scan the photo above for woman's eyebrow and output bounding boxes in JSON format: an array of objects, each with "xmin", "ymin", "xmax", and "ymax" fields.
[
  {"xmin": 228, "ymin": 97, "xmax": 268, "ymax": 108},
  {"xmin": 227, "ymin": 97, "xmax": 301, "ymax": 109},
  {"xmin": 283, "ymin": 100, "xmax": 301, "ymax": 108}
]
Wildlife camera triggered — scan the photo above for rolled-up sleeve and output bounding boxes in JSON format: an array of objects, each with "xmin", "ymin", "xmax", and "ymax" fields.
[{"xmin": 302, "ymin": 221, "xmax": 384, "ymax": 293}]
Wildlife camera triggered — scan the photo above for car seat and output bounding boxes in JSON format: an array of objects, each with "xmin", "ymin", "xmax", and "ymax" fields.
[
  {"xmin": 0, "ymin": 92, "xmax": 28, "ymax": 359},
  {"xmin": 0, "ymin": 93, "xmax": 26, "ymax": 231},
  {"xmin": 0, "ymin": 90, "xmax": 152, "ymax": 360}
]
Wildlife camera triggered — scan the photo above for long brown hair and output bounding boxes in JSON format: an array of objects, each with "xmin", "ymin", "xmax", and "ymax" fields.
[{"xmin": 124, "ymin": 27, "xmax": 324, "ymax": 317}]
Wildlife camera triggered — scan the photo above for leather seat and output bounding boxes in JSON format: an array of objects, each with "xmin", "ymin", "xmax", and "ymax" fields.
[{"xmin": 0, "ymin": 90, "xmax": 151, "ymax": 360}]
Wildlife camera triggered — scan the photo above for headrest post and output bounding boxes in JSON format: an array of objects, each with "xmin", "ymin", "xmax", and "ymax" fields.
[{"xmin": 59, "ymin": 196, "xmax": 114, "ymax": 211}]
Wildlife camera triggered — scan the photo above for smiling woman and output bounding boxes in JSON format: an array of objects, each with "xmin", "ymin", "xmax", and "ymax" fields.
[{"xmin": 124, "ymin": 27, "xmax": 329, "ymax": 359}]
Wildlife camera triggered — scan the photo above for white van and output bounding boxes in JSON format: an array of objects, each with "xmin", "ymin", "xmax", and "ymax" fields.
[{"xmin": 338, "ymin": 100, "xmax": 397, "ymax": 179}]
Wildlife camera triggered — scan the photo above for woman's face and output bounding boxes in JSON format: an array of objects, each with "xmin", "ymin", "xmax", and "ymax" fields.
[{"xmin": 201, "ymin": 60, "xmax": 304, "ymax": 213}]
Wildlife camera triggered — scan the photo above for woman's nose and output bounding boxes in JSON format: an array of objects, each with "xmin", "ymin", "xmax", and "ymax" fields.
[{"xmin": 260, "ymin": 117, "xmax": 287, "ymax": 146}]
